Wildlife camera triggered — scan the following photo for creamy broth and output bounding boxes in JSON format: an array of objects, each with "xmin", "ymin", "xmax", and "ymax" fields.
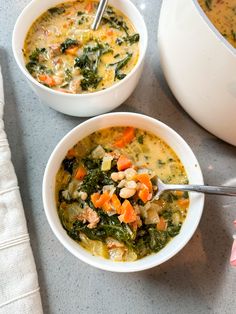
[
  {"xmin": 55, "ymin": 127, "xmax": 189, "ymax": 262},
  {"xmin": 23, "ymin": 0, "xmax": 139, "ymax": 93},
  {"xmin": 198, "ymin": 0, "xmax": 236, "ymax": 48}
]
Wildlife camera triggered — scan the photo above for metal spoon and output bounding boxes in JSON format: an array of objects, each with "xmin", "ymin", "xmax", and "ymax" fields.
[
  {"xmin": 152, "ymin": 177, "xmax": 236, "ymax": 201},
  {"xmin": 91, "ymin": 0, "xmax": 108, "ymax": 31}
]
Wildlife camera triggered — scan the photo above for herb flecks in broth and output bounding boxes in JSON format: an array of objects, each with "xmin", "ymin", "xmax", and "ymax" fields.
[
  {"xmin": 55, "ymin": 127, "xmax": 189, "ymax": 262},
  {"xmin": 198, "ymin": 0, "xmax": 236, "ymax": 48},
  {"xmin": 24, "ymin": 0, "xmax": 140, "ymax": 93}
]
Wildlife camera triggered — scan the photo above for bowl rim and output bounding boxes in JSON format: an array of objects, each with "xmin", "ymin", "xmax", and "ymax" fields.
[
  {"xmin": 12, "ymin": 0, "xmax": 148, "ymax": 98},
  {"xmin": 192, "ymin": 0, "xmax": 236, "ymax": 56},
  {"xmin": 42, "ymin": 112, "xmax": 205, "ymax": 272}
]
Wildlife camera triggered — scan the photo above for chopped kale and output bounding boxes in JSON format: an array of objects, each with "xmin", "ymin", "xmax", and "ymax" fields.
[
  {"xmin": 82, "ymin": 157, "xmax": 102, "ymax": 170},
  {"xmin": 158, "ymin": 159, "xmax": 166, "ymax": 166},
  {"xmin": 183, "ymin": 191, "xmax": 189, "ymax": 199},
  {"xmin": 109, "ymin": 52, "xmax": 133, "ymax": 80},
  {"xmin": 105, "ymin": 5, "xmax": 115, "ymax": 15},
  {"xmin": 125, "ymin": 33, "xmax": 140, "ymax": 45},
  {"xmin": 48, "ymin": 7, "xmax": 65, "ymax": 15},
  {"xmin": 163, "ymin": 192, "xmax": 179, "ymax": 203},
  {"xmin": 62, "ymin": 157, "xmax": 76, "ymax": 174},
  {"xmin": 102, "ymin": 15, "xmax": 129, "ymax": 35},
  {"xmin": 64, "ymin": 68, "xmax": 73, "ymax": 82},
  {"xmin": 148, "ymin": 227, "xmax": 168, "ymax": 251},
  {"xmin": 74, "ymin": 54, "xmax": 92, "ymax": 70},
  {"xmin": 29, "ymin": 48, "xmax": 46, "ymax": 62},
  {"xmin": 117, "ymin": 33, "xmax": 140, "ymax": 46},
  {"xmin": 231, "ymin": 29, "xmax": 236, "ymax": 41},
  {"xmin": 167, "ymin": 223, "xmax": 182, "ymax": 237},
  {"xmin": 78, "ymin": 16, "xmax": 88, "ymax": 25},
  {"xmin": 137, "ymin": 135, "xmax": 144, "ymax": 144},
  {"xmin": 61, "ymin": 38, "xmax": 79, "ymax": 53},
  {"xmin": 79, "ymin": 168, "xmax": 113, "ymax": 196},
  {"xmin": 80, "ymin": 69, "xmax": 102, "ymax": 90},
  {"xmin": 74, "ymin": 41, "xmax": 113, "ymax": 90},
  {"xmin": 205, "ymin": 0, "xmax": 212, "ymax": 10},
  {"xmin": 116, "ymin": 38, "xmax": 124, "ymax": 46},
  {"xmin": 26, "ymin": 61, "xmax": 47, "ymax": 75}
]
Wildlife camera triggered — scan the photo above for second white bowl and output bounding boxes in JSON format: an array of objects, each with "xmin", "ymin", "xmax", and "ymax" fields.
[{"xmin": 42, "ymin": 112, "xmax": 204, "ymax": 272}]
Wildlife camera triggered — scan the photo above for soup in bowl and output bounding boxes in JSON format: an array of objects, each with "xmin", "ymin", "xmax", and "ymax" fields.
[
  {"xmin": 43, "ymin": 113, "xmax": 204, "ymax": 272},
  {"xmin": 23, "ymin": 0, "xmax": 140, "ymax": 94},
  {"xmin": 12, "ymin": 0, "xmax": 147, "ymax": 116}
]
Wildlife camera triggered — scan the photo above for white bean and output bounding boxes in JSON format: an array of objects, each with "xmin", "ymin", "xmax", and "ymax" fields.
[
  {"xmin": 118, "ymin": 179, "xmax": 126, "ymax": 188},
  {"xmin": 125, "ymin": 168, "xmax": 137, "ymax": 180},
  {"xmin": 119, "ymin": 188, "xmax": 136, "ymax": 199},
  {"xmin": 126, "ymin": 180, "xmax": 137, "ymax": 189},
  {"xmin": 117, "ymin": 171, "xmax": 125, "ymax": 180},
  {"xmin": 79, "ymin": 191, "xmax": 88, "ymax": 201},
  {"xmin": 111, "ymin": 172, "xmax": 119, "ymax": 182}
]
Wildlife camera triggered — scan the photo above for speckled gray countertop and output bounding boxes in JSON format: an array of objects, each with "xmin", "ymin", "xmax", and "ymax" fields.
[{"xmin": 0, "ymin": 0, "xmax": 236, "ymax": 313}]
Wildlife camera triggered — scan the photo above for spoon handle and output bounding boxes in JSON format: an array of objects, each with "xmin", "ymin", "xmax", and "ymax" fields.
[
  {"xmin": 164, "ymin": 184, "xmax": 236, "ymax": 196},
  {"xmin": 91, "ymin": 0, "xmax": 108, "ymax": 30}
]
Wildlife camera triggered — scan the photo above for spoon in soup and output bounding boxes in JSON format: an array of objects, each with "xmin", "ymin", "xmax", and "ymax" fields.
[
  {"xmin": 151, "ymin": 176, "xmax": 236, "ymax": 201},
  {"xmin": 91, "ymin": 0, "xmax": 108, "ymax": 31}
]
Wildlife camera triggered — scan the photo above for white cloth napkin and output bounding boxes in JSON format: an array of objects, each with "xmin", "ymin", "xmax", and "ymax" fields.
[{"xmin": 0, "ymin": 66, "xmax": 43, "ymax": 313}]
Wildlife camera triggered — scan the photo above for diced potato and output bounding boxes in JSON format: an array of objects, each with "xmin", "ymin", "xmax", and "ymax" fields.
[
  {"xmin": 101, "ymin": 155, "xmax": 113, "ymax": 171},
  {"xmin": 109, "ymin": 248, "xmax": 125, "ymax": 262},
  {"xmin": 145, "ymin": 206, "xmax": 160, "ymax": 224},
  {"xmin": 91, "ymin": 145, "xmax": 106, "ymax": 159},
  {"xmin": 124, "ymin": 250, "xmax": 138, "ymax": 262}
]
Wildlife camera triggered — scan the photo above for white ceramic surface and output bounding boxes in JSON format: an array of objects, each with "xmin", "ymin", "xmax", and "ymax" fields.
[
  {"xmin": 158, "ymin": 0, "xmax": 236, "ymax": 146},
  {"xmin": 42, "ymin": 112, "xmax": 204, "ymax": 272},
  {"xmin": 12, "ymin": 0, "xmax": 147, "ymax": 117}
]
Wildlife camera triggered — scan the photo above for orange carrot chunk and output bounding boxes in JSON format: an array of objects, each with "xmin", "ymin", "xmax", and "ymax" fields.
[
  {"xmin": 136, "ymin": 173, "xmax": 152, "ymax": 191},
  {"xmin": 85, "ymin": 1, "xmax": 93, "ymax": 12},
  {"xmin": 102, "ymin": 201, "xmax": 112, "ymax": 212},
  {"xmin": 65, "ymin": 46, "xmax": 79, "ymax": 55},
  {"xmin": 118, "ymin": 200, "xmax": 137, "ymax": 223},
  {"xmin": 117, "ymin": 155, "xmax": 132, "ymax": 171},
  {"xmin": 91, "ymin": 191, "xmax": 110, "ymax": 208},
  {"xmin": 75, "ymin": 165, "xmax": 87, "ymax": 180},
  {"xmin": 67, "ymin": 148, "xmax": 76, "ymax": 158},
  {"xmin": 114, "ymin": 127, "xmax": 135, "ymax": 148},
  {"xmin": 107, "ymin": 29, "xmax": 114, "ymax": 36},
  {"xmin": 138, "ymin": 186, "xmax": 150, "ymax": 203},
  {"xmin": 91, "ymin": 193, "xmax": 100, "ymax": 208},
  {"xmin": 177, "ymin": 198, "xmax": 189, "ymax": 209},
  {"xmin": 38, "ymin": 74, "xmax": 56, "ymax": 87},
  {"xmin": 156, "ymin": 217, "xmax": 167, "ymax": 231},
  {"xmin": 111, "ymin": 194, "xmax": 121, "ymax": 213}
]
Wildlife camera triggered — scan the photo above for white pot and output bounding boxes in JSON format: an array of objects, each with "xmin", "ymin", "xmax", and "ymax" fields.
[{"xmin": 158, "ymin": 0, "xmax": 236, "ymax": 146}]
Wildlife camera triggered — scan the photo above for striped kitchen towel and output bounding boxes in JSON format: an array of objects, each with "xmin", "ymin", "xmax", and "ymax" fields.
[{"xmin": 0, "ymin": 66, "xmax": 43, "ymax": 313}]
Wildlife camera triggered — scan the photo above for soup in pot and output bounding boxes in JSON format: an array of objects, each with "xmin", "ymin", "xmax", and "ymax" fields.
[{"xmin": 198, "ymin": 0, "xmax": 236, "ymax": 48}]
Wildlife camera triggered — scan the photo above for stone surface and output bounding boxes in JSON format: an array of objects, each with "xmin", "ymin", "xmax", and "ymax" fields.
[{"xmin": 0, "ymin": 0, "xmax": 236, "ymax": 313}]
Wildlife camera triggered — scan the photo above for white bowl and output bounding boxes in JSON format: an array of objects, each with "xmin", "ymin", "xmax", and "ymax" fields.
[
  {"xmin": 42, "ymin": 112, "xmax": 204, "ymax": 272},
  {"xmin": 12, "ymin": 0, "xmax": 147, "ymax": 117},
  {"xmin": 158, "ymin": 0, "xmax": 236, "ymax": 146}
]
